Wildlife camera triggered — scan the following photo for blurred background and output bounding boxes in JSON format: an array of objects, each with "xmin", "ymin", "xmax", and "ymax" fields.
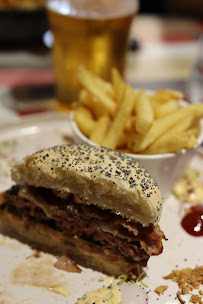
[
  {"xmin": 0, "ymin": 0, "xmax": 203, "ymax": 121},
  {"xmin": 140, "ymin": 0, "xmax": 203, "ymax": 18}
]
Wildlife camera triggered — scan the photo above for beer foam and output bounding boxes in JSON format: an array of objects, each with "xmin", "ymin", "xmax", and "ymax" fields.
[{"xmin": 47, "ymin": 0, "xmax": 138, "ymax": 19}]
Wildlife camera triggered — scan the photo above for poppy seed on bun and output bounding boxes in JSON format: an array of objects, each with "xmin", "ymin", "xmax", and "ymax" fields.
[{"xmin": 11, "ymin": 144, "xmax": 163, "ymax": 227}]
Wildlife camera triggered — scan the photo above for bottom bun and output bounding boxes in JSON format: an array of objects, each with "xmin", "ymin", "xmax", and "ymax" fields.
[{"xmin": 0, "ymin": 210, "xmax": 143, "ymax": 279}]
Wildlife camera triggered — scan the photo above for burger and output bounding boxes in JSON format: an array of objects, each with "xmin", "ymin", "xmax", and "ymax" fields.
[{"xmin": 0, "ymin": 144, "xmax": 165, "ymax": 278}]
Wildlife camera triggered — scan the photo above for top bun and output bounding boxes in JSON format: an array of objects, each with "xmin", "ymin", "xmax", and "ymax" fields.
[{"xmin": 11, "ymin": 144, "xmax": 163, "ymax": 227}]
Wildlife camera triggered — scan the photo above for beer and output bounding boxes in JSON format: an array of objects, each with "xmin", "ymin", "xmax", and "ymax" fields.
[{"xmin": 46, "ymin": 0, "xmax": 137, "ymax": 104}]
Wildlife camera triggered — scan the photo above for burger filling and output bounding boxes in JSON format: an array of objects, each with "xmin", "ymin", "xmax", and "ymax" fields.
[{"xmin": 0, "ymin": 185, "xmax": 165, "ymax": 273}]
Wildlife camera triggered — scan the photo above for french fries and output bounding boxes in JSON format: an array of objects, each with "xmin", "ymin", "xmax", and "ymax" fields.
[
  {"xmin": 111, "ymin": 67, "xmax": 125, "ymax": 104},
  {"xmin": 152, "ymin": 89, "xmax": 184, "ymax": 102},
  {"xmin": 74, "ymin": 106, "xmax": 95, "ymax": 137},
  {"xmin": 132, "ymin": 107, "xmax": 197, "ymax": 153},
  {"xmin": 144, "ymin": 132, "xmax": 193, "ymax": 154},
  {"xmin": 74, "ymin": 66, "xmax": 203, "ymax": 155},
  {"xmin": 153, "ymin": 99, "xmax": 179, "ymax": 118},
  {"xmin": 76, "ymin": 65, "xmax": 117, "ymax": 116},
  {"xmin": 134, "ymin": 92, "xmax": 154, "ymax": 134},
  {"xmin": 102, "ymin": 84, "xmax": 135, "ymax": 149},
  {"xmin": 89, "ymin": 116, "xmax": 111, "ymax": 145},
  {"xmin": 78, "ymin": 89, "xmax": 107, "ymax": 119}
]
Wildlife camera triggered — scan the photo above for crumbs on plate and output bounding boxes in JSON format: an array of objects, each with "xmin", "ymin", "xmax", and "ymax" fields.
[
  {"xmin": 155, "ymin": 265, "xmax": 203, "ymax": 304},
  {"xmin": 154, "ymin": 285, "xmax": 168, "ymax": 295}
]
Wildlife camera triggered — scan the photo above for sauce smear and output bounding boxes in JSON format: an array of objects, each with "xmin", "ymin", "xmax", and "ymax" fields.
[{"xmin": 181, "ymin": 204, "xmax": 203, "ymax": 236}]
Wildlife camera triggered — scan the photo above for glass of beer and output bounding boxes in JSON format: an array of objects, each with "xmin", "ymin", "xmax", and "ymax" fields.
[{"xmin": 46, "ymin": 0, "xmax": 139, "ymax": 105}]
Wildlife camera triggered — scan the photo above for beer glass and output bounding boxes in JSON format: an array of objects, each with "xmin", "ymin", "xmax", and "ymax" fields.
[{"xmin": 46, "ymin": 0, "xmax": 139, "ymax": 105}]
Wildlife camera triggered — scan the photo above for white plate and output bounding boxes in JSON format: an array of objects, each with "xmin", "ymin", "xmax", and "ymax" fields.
[{"xmin": 0, "ymin": 114, "xmax": 202, "ymax": 304}]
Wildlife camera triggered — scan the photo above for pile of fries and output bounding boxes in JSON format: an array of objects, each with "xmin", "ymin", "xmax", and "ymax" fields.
[{"xmin": 73, "ymin": 66, "xmax": 203, "ymax": 154}]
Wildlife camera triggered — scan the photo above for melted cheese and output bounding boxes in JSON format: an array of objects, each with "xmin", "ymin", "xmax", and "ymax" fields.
[{"xmin": 75, "ymin": 285, "xmax": 121, "ymax": 304}]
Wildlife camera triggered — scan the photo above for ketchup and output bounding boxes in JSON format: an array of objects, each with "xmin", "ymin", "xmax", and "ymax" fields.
[{"xmin": 181, "ymin": 204, "xmax": 203, "ymax": 237}]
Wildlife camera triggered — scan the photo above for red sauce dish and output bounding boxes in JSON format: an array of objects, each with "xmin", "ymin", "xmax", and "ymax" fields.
[{"xmin": 181, "ymin": 204, "xmax": 203, "ymax": 237}]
